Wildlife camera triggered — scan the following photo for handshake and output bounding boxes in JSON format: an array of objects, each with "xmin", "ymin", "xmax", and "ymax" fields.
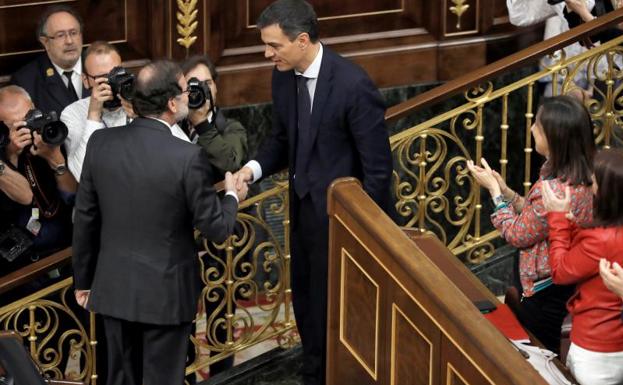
[{"xmin": 223, "ymin": 166, "xmax": 254, "ymax": 202}]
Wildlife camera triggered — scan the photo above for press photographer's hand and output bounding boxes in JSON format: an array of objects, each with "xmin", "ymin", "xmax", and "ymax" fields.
[{"xmin": 88, "ymin": 77, "xmax": 113, "ymax": 121}]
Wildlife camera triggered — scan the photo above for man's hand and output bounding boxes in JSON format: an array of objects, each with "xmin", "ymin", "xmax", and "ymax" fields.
[
  {"xmin": 87, "ymin": 77, "xmax": 113, "ymax": 121},
  {"xmin": 565, "ymin": 0, "xmax": 594, "ymax": 22},
  {"xmin": 188, "ymin": 99, "xmax": 212, "ymax": 127},
  {"xmin": 75, "ymin": 289, "xmax": 90, "ymax": 309},
  {"xmin": 225, "ymin": 171, "xmax": 248, "ymax": 201},
  {"xmin": 120, "ymin": 96, "xmax": 136, "ymax": 119},
  {"xmin": 233, "ymin": 166, "xmax": 254, "ymax": 191},
  {"xmin": 30, "ymin": 132, "xmax": 64, "ymax": 167},
  {"xmin": 466, "ymin": 158, "xmax": 501, "ymax": 198},
  {"xmin": 8, "ymin": 121, "xmax": 32, "ymax": 159}
]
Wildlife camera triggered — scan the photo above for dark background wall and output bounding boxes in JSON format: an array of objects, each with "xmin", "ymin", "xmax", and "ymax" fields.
[{"xmin": 0, "ymin": 0, "xmax": 542, "ymax": 107}]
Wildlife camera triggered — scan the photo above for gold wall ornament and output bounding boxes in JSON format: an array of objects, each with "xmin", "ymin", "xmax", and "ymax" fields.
[
  {"xmin": 176, "ymin": 0, "xmax": 199, "ymax": 50},
  {"xmin": 449, "ymin": 0, "xmax": 470, "ymax": 30}
]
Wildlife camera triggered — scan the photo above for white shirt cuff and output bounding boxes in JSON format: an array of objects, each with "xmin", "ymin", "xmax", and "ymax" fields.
[
  {"xmin": 244, "ymin": 160, "xmax": 262, "ymax": 183},
  {"xmin": 225, "ymin": 190, "xmax": 239, "ymax": 203}
]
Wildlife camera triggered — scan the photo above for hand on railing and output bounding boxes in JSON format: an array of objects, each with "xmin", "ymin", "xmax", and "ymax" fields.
[
  {"xmin": 541, "ymin": 181, "xmax": 574, "ymax": 220},
  {"xmin": 225, "ymin": 171, "xmax": 248, "ymax": 202},
  {"xmin": 466, "ymin": 158, "xmax": 501, "ymax": 198},
  {"xmin": 74, "ymin": 289, "xmax": 90, "ymax": 309}
]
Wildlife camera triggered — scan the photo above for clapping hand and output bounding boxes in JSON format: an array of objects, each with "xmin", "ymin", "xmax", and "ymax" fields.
[
  {"xmin": 599, "ymin": 259, "xmax": 623, "ymax": 299},
  {"xmin": 466, "ymin": 158, "xmax": 501, "ymax": 197},
  {"xmin": 541, "ymin": 181, "xmax": 572, "ymax": 215}
]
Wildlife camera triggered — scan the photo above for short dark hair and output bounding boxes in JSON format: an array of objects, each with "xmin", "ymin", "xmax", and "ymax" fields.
[
  {"xmin": 256, "ymin": 0, "xmax": 319, "ymax": 43},
  {"xmin": 37, "ymin": 4, "xmax": 84, "ymax": 39},
  {"xmin": 131, "ymin": 60, "xmax": 183, "ymax": 117},
  {"xmin": 538, "ymin": 95, "xmax": 595, "ymax": 186},
  {"xmin": 181, "ymin": 55, "xmax": 218, "ymax": 81},
  {"xmin": 591, "ymin": 149, "xmax": 623, "ymax": 227},
  {"xmin": 84, "ymin": 41, "xmax": 120, "ymax": 59}
]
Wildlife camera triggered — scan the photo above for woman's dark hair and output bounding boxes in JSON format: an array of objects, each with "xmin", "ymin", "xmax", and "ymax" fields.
[
  {"xmin": 132, "ymin": 60, "xmax": 183, "ymax": 117},
  {"xmin": 181, "ymin": 55, "xmax": 218, "ymax": 81},
  {"xmin": 256, "ymin": 0, "xmax": 319, "ymax": 42},
  {"xmin": 591, "ymin": 149, "xmax": 623, "ymax": 227},
  {"xmin": 538, "ymin": 95, "xmax": 595, "ymax": 186}
]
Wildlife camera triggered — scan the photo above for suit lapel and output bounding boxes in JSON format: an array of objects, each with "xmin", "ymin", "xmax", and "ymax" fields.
[
  {"xmin": 39, "ymin": 56, "xmax": 74, "ymax": 111},
  {"xmin": 309, "ymin": 49, "xmax": 333, "ymax": 147}
]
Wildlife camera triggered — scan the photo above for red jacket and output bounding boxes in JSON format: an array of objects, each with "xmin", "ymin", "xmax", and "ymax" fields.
[{"xmin": 547, "ymin": 212, "xmax": 623, "ymax": 352}]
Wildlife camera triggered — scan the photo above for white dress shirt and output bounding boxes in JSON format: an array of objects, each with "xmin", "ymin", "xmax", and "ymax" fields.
[
  {"xmin": 52, "ymin": 57, "xmax": 83, "ymax": 99},
  {"xmin": 245, "ymin": 44, "xmax": 324, "ymax": 182},
  {"xmin": 61, "ymin": 97, "xmax": 129, "ymax": 180}
]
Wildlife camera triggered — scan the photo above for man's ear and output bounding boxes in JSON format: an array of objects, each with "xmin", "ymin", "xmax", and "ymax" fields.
[
  {"xmin": 297, "ymin": 32, "xmax": 310, "ymax": 49},
  {"xmin": 82, "ymin": 74, "xmax": 89, "ymax": 90},
  {"xmin": 38, "ymin": 36, "xmax": 48, "ymax": 49},
  {"xmin": 167, "ymin": 97, "xmax": 177, "ymax": 114}
]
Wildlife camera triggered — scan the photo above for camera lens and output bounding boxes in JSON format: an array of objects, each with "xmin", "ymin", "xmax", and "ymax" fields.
[{"xmin": 41, "ymin": 121, "xmax": 68, "ymax": 145}]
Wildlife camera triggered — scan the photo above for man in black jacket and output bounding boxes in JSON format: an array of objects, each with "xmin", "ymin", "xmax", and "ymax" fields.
[
  {"xmin": 11, "ymin": 5, "xmax": 88, "ymax": 116},
  {"xmin": 72, "ymin": 60, "xmax": 247, "ymax": 385}
]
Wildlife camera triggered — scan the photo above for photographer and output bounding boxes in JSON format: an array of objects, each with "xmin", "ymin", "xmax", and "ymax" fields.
[
  {"xmin": 181, "ymin": 55, "xmax": 248, "ymax": 178},
  {"xmin": 61, "ymin": 41, "xmax": 136, "ymax": 181},
  {"xmin": 0, "ymin": 85, "xmax": 75, "ymax": 260}
]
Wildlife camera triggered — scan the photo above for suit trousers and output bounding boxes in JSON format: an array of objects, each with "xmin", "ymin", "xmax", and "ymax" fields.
[
  {"xmin": 102, "ymin": 315, "xmax": 192, "ymax": 385},
  {"xmin": 291, "ymin": 195, "xmax": 329, "ymax": 385}
]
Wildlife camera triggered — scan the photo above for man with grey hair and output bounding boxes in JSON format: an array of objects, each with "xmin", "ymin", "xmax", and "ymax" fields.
[
  {"xmin": 0, "ymin": 85, "xmax": 76, "ymax": 257},
  {"xmin": 234, "ymin": 1, "xmax": 393, "ymax": 384},
  {"xmin": 72, "ymin": 60, "xmax": 247, "ymax": 385},
  {"xmin": 11, "ymin": 4, "xmax": 88, "ymax": 116}
]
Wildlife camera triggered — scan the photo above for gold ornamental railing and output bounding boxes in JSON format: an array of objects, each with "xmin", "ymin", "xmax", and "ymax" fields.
[
  {"xmin": 3, "ymin": 9, "xmax": 623, "ymax": 383},
  {"xmin": 0, "ymin": 173, "xmax": 297, "ymax": 384}
]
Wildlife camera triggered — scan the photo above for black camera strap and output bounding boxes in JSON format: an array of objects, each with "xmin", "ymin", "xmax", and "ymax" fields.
[{"xmin": 22, "ymin": 154, "xmax": 60, "ymax": 219}]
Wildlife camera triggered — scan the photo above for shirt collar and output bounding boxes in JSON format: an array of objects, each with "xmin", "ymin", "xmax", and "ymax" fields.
[
  {"xmin": 51, "ymin": 56, "xmax": 82, "ymax": 77},
  {"xmin": 295, "ymin": 43, "xmax": 323, "ymax": 80}
]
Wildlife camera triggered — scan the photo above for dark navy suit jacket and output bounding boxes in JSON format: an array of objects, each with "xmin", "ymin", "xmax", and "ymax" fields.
[
  {"xmin": 11, "ymin": 54, "xmax": 89, "ymax": 116},
  {"xmin": 256, "ymin": 46, "xmax": 393, "ymax": 218}
]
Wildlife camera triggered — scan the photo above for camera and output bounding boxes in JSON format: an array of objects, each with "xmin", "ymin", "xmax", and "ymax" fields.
[
  {"xmin": 104, "ymin": 66, "xmax": 135, "ymax": 109},
  {"xmin": 24, "ymin": 109, "xmax": 68, "ymax": 145},
  {"xmin": 187, "ymin": 77, "xmax": 215, "ymax": 110},
  {"xmin": 547, "ymin": 0, "xmax": 565, "ymax": 4}
]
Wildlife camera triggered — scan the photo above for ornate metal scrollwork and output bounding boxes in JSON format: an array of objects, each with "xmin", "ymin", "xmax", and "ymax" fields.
[{"xmin": 449, "ymin": 0, "xmax": 470, "ymax": 30}]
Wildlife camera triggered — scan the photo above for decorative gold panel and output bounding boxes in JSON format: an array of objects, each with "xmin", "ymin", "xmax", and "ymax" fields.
[{"xmin": 339, "ymin": 248, "xmax": 379, "ymax": 380}]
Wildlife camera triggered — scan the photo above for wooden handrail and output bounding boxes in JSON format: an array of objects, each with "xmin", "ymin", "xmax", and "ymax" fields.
[
  {"xmin": 386, "ymin": 7, "xmax": 623, "ymax": 122},
  {"xmin": 0, "ymin": 247, "xmax": 72, "ymax": 295}
]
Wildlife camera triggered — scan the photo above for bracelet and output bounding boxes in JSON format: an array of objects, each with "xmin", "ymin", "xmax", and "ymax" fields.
[
  {"xmin": 492, "ymin": 194, "xmax": 505, "ymax": 207},
  {"xmin": 495, "ymin": 202, "xmax": 509, "ymax": 211}
]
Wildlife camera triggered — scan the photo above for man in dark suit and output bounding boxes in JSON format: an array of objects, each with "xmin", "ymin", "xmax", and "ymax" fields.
[
  {"xmin": 72, "ymin": 60, "xmax": 247, "ymax": 385},
  {"xmin": 235, "ymin": 1, "xmax": 393, "ymax": 384},
  {"xmin": 11, "ymin": 5, "xmax": 88, "ymax": 116}
]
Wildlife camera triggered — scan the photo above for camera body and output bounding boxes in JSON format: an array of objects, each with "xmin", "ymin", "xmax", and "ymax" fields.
[
  {"xmin": 24, "ymin": 109, "xmax": 68, "ymax": 145},
  {"xmin": 547, "ymin": 0, "xmax": 565, "ymax": 4},
  {"xmin": 104, "ymin": 66, "xmax": 135, "ymax": 109},
  {"xmin": 187, "ymin": 77, "xmax": 214, "ymax": 110}
]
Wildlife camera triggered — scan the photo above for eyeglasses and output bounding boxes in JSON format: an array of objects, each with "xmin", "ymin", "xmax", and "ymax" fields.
[
  {"xmin": 84, "ymin": 72, "xmax": 108, "ymax": 81},
  {"xmin": 45, "ymin": 29, "xmax": 81, "ymax": 41}
]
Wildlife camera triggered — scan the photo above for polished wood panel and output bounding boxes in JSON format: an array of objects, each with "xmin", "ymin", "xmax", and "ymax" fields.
[
  {"xmin": 0, "ymin": 0, "xmax": 542, "ymax": 106},
  {"xmin": 326, "ymin": 177, "xmax": 551, "ymax": 385}
]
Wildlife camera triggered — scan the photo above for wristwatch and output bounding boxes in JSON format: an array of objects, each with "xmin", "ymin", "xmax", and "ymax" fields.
[
  {"xmin": 492, "ymin": 194, "xmax": 505, "ymax": 207},
  {"xmin": 52, "ymin": 163, "xmax": 68, "ymax": 176},
  {"xmin": 0, "ymin": 160, "xmax": 5, "ymax": 176}
]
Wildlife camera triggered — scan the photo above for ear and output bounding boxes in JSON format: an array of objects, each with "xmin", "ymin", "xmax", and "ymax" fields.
[
  {"xmin": 297, "ymin": 32, "xmax": 310, "ymax": 49},
  {"xmin": 38, "ymin": 36, "xmax": 48, "ymax": 49},
  {"xmin": 167, "ymin": 97, "xmax": 177, "ymax": 114},
  {"xmin": 82, "ymin": 74, "xmax": 89, "ymax": 90}
]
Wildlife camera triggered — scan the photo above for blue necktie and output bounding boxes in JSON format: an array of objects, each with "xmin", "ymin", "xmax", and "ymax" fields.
[{"xmin": 294, "ymin": 75, "xmax": 311, "ymax": 198}]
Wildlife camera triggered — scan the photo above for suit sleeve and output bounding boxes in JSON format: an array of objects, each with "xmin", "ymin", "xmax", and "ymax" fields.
[
  {"xmin": 185, "ymin": 148, "xmax": 238, "ymax": 243},
  {"xmin": 72, "ymin": 132, "xmax": 102, "ymax": 290},
  {"xmin": 346, "ymin": 74, "xmax": 393, "ymax": 209},
  {"xmin": 254, "ymin": 70, "xmax": 290, "ymax": 177},
  {"xmin": 547, "ymin": 212, "xmax": 602, "ymax": 285}
]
